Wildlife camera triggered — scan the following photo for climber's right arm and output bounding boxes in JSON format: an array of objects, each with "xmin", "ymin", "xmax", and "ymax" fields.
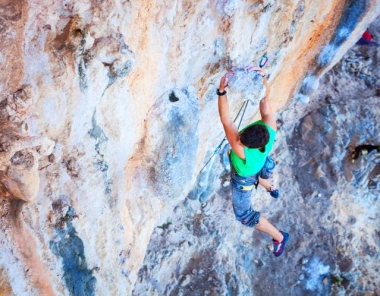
[
  {"xmin": 246, "ymin": 66, "xmax": 277, "ymax": 131},
  {"xmin": 218, "ymin": 74, "xmax": 245, "ymax": 159}
]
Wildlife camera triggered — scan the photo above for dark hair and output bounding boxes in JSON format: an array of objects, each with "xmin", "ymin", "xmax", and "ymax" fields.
[{"xmin": 240, "ymin": 124, "xmax": 269, "ymax": 148}]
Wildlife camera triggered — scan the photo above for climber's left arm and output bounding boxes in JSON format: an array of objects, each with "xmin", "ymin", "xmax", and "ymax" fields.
[{"xmin": 260, "ymin": 78, "xmax": 277, "ymax": 131}]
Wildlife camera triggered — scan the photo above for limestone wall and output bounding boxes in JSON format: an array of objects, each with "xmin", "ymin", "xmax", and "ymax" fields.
[{"xmin": 0, "ymin": 0, "xmax": 379, "ymax": 295}]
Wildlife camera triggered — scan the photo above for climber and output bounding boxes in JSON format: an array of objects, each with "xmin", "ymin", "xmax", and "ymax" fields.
[{"xmin": 217, "ymin": 66, "xmax": 289, "ymax": 257}]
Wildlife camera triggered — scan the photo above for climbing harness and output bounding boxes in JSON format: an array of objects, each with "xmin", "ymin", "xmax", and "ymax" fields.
[{"xmin": 199, "ymin": 53, "xmax": 269, "ymax": 174}]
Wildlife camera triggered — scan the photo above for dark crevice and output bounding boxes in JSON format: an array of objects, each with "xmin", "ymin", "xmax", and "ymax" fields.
[
  {"xmin": 169, "ymin": 91, "xmax": 180, "ymax": 102},
  {"xmin": 50, "ymin": 201, "xmax": 96, "ymax": 296}
]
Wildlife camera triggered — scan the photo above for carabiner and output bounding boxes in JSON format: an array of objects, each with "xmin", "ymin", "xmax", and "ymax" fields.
[{"xmin": 259, "ymin": 53, "xmax": 268, "ymax": 68}]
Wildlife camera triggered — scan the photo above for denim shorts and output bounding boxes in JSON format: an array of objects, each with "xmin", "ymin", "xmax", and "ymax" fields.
[{"xmin": 231, "ymin": 170, "xmax": 261, "ymax": 227}]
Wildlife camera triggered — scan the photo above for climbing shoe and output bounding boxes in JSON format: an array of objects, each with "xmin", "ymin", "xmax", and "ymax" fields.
[
  {"xmin": 273, "ymin": 231, "xmax": 289, "ymax": 257},
  {"xmin": 268, "ymin": 187, "xmax": 279, "ymax": 199}
]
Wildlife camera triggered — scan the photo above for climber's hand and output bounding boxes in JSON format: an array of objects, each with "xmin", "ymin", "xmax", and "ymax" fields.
[
  {"xmin": 219, "ymin": 72, "xmax": 234, "ymax": 90},
  {"xmin": 244, "ymin": 65, "xmax": 266, "ymax": 77}
]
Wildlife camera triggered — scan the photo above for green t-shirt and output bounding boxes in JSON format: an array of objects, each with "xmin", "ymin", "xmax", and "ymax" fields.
[{"xmin": 230, "ymin": 120, "xmax": 276, "ymax": 177}]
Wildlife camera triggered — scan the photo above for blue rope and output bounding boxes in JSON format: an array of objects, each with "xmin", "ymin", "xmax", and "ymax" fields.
[{"xmin": 199, "ymin": 100, "xmax": 248, "ymax": 173}]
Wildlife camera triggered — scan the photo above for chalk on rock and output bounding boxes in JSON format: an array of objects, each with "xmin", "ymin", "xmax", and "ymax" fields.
[
  {"xmin": 222, "ymin": 180, "xmax": 230, "ymax": 187},
  {"xmin": 179, "ymin": 275, "xmax": 191, "ymax": 286},
  {"xmin": 301, "ymin": 75, "xmax": 320, "ymax": 95},
  {"xmin": 228, "ymin": 69, "xmax": 264, "ymax": 96},
  {"xmin": 214, "ymin": 38, "xmax": 226, "ymax": 58},
  {"xmin": 297, "ymin": 93, "xmax": 310, "ymax": 105},
  {"xmin": 217, "ymin": 0, "xmax": 238, "ymax": 17}
]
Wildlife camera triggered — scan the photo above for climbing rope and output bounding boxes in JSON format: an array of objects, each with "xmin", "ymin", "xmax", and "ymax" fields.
[
  {"xmin": 237, "ymin": 99, "xmax": 249, "ymax": 129},
  {"xmin": 199, "ymin": 100, "xmax": 249, "ymax": 173},
  {"xmin": 199, "ymin": 53, "xmax": 269, "ymax": 174}
]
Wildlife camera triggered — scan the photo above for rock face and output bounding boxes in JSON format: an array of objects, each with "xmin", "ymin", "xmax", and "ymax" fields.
[
  {"xmin": 134, "ymin": 17, "xmax": 380, "ymax": 295},
  {"xmin": 0, "ymin": 0, "xmax": 379, "ymax": 295}
]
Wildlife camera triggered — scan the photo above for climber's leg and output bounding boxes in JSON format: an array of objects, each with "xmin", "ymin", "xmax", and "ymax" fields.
[
  {"xmin": 259, "ymin": 178, "xmax": 279, "ymax": 198},
  {"xmin": 231, "ymin": 171, "xmax": 261, "ymax": 227},
  {"xmin": 254, "ymin": 216, "xmax": 283, "ymax": 241},
  {"xmin": 258, "ymin": 178, "xmax": 272, "ymax": 191}
]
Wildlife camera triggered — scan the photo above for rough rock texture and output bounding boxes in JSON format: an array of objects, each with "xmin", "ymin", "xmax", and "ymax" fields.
[
  {"xmin": 0, "ymin": 0, "xmax": 379, "ymax": 295},
  {"xmin": 133, "ymin": 17, "xmax": 380, "ymax": 295}
]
